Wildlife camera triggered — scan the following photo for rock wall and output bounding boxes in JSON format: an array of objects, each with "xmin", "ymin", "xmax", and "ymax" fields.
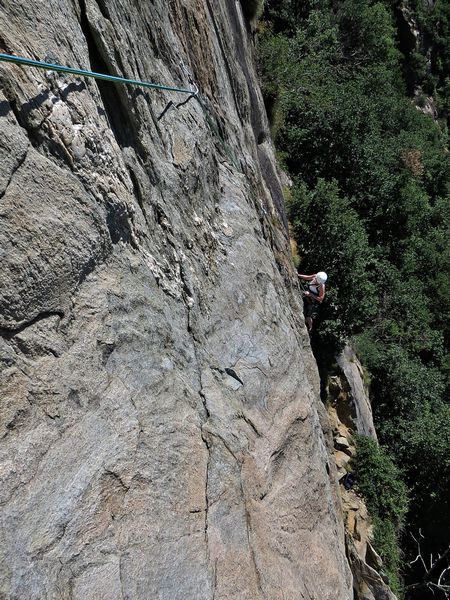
[{"xmin": 0, "ymin": 1, "xmax": 353, "ymax": 598}]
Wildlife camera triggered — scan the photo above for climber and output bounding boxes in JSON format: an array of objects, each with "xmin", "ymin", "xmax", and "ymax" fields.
[
  {"xmin": 297, "ymin": 271, "xmax": 327, "ymax": 331},
  {"xmin": 342, "ymin": 472, "xmax": 355, "ymax": 490}
]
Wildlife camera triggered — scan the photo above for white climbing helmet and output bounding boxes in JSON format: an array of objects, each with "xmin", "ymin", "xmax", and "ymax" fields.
[{"xmin": 316, "ymin": 271, "xmax": 328, "ymax": 284}]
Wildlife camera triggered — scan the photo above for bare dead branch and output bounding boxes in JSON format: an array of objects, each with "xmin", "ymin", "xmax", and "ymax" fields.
[{"xmin": 407, "ymin": 532, "xmax": 450, "ymax": 597}]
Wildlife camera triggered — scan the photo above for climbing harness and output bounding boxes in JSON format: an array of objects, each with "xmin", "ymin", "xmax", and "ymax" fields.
[{"xmin": 0, "ymin": 52, "xmax": 198, "ymax": 95}]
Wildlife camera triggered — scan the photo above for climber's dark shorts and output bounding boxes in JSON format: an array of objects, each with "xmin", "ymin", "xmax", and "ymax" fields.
[{"xmin": 304, "ymin": 298, "xmax": 319, "ymax": 319}]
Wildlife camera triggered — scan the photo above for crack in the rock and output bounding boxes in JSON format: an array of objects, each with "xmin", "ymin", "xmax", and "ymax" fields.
[
  {"xmin": 77, "ymin": 0, "xmax": 153, "ymax": 160},
  {"xmin": 126, "ymin": 164, "xmax": 152, "ymax": 232},
  {"xmin": 118, "ymin": 553, "xmax": 126, "ymax": 600},
  {"xmin": 207, "ymin": 430, "xmax": 240, "ymax": 462},
  {"xmin": 0, "ymin": 310, "xmax": 65, "ymax": 339},
  {"xmin": 236, "ymin": 411, "xmax": 261, "ymax": 438},
  {"xmin": 201, "ymin": 424, "xmax": 213, "ymax": 597},
  {"xmin": 205, "ymin": 0, "xmax": 242, "ymax": 123},
  {"xmin": 241, "ymin": 362, "xmax": 268, "ymax": 378},
  {"xmin": 224, "ymin": 367, "xmax": 244, "ymax": 386},
  {"xmin": 93, "ymin": 0, "xmax": 111, "ymax": 21},
  {"xmin": 212, "ymin": 557, "xmax": 218, "ymax": 600},
  {"xmin": 240, "ymin": 469, "xmax": 265, "ymax": 596},
  {"xmin": 0, "ymin": 145, "xmax": 28, "ymax": 200},
  {"xmin": 103, "ymin": 469, "xmax": 130, "ymax": 493},
  {"xmin": 7, "ymin": 96, "xmax": 31, "ymax": 135},
  {"xmin": 186, "ymin": 300, "xmax": 215, "ymax": 599}
]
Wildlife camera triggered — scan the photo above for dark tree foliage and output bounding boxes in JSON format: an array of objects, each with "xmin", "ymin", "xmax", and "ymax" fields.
[
  {"xmin": 352, "ymin": 435, "xmax": 408, "ymax": 594},
  {"xmin": 259, "ymin": 0, "xmax": 450, "ymax": 596},
  {"xmin": 263, "ymin": 0, "xmax": 329, "ymax": 34},
  {"xmin": 240, "ymin": 0, "xmax": 265, "ymax": 21}
]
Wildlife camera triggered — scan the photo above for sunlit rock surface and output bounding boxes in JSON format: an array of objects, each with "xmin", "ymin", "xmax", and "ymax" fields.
[{"xmin": 0, "ymin": 1, "xmax": 353, "ymax": 598}]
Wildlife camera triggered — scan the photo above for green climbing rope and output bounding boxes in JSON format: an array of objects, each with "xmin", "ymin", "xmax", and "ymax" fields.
[
  {"xmin": 0, "ymin": 52, "xmax": 241, "ymax": 171},
  {"xmin": 0, "ymin": 52, "xmax": 197, "ymax": 95}
]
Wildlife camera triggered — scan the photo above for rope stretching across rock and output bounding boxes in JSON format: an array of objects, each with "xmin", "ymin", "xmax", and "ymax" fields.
[
  {"xmin": 0, "ymin": 52, "xmax": 241, "ymax": 170},
  {"xmin": 0, "ymin": 52, "xmax": 198, "ymax": 95}
]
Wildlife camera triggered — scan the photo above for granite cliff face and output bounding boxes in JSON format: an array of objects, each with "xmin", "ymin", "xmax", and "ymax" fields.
[{"xmin": 0, "ymin": 1, "xmax": 353, "ymax": 598}]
